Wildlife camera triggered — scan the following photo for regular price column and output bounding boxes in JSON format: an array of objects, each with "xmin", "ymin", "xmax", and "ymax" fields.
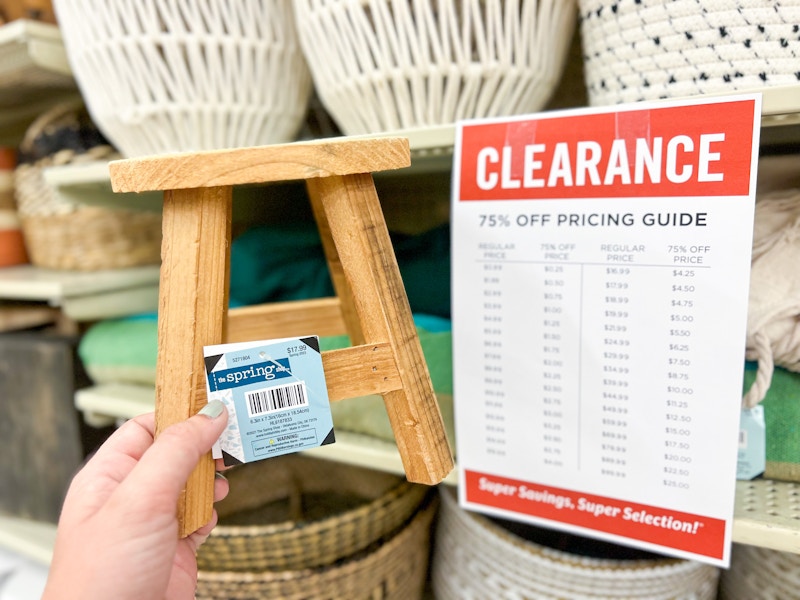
[
  {"xmin": 580, "ymin": 255, "xmax": 638, "ymax": 483},
  {"xmin": 480, "ymin": 244, "xmax": 508, "ymax": 461},
  {"xmin": 452, "ymin": 213, "xmax": 519, "ymax": 466}
]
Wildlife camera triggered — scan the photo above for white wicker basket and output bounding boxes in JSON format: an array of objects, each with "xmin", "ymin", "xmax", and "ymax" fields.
[
  {"xmin": 432, "ymin": 488, "xmax": 720, "ymax": 600},
  {"xmin": 719, "ymin": 543, "xmax": 800, "ymax": 600},
  {"xmin": 53, "ymin": 0, "xmax": 313, "ymax": 157},
  {"xmin": 291, "ymin": 0, "xmax": 578, "ymax": 135},
  {"xmin": 579, "ymin": 0, "xmax": 800, "ymax": 106}
]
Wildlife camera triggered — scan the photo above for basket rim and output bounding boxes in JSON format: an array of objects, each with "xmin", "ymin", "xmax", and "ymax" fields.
[
  {"xmin": 198, "ymin": 490, "xmax": 438, "ymax": 583},
  {"xmin": 209, "ymin": 478, "xmax": 427, "ymax": 538},
  {"xmin": 440, "ymin": 487, "xmax": 706, "ymax": 574}
]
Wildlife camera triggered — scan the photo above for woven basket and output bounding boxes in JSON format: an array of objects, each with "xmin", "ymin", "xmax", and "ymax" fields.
[
  {"xmin": 52, "ymin": 0, "xmax": 312, "ymax": 157},
  {"xmin": 432, "ymin": 488, "xmax": 720, "ymax": 599},
  {"xmin": 197, "ymin": 454, "xmax": 429, "ymax": 572},
  {"xmin": 719, "ymin": 543, "xmax": 800, "ymax": 599},
  {"xmin": 0, "ymin": 0, "xmax": 56, "ymax": 23},
  {"xmin": 13, "ymin": 104, "xmax": 162, "ymax": 270},
  {"xmin": 196, "ymin": 468, "xmax": 437, "ymax": 600},
  {"xmin": 291, "ymin": 0, "xmax": 578, "ymax": 135},
  {"xmin": 579, "ymin": 0, "xmax": 800, "ymax": 106}
]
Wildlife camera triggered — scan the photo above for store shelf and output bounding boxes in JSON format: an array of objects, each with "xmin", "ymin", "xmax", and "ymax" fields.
[
  {"xmin": 41, "ymin": 125, "xmax": 458, "ymax": 212},
  {"xmin": 75, "ymin": 382, "xmax": 800, "ymax": 552},
  {"xmin": 43, "ymin": 161, "xmax": 163, "ymax": 211},
  {"xmin": 756, "ymin": 84, "xmax": 800, "ymax": 128},
  {"xmin": 41, "ymin": 83, "xmax": 800, "ymax": 211},
  {"xmin": 74, "ymin": 382, "xmax": 458, "ymax": 485},
  {"xmin": 0, "ymin": 19, "xmax": 80, "ymax": 146},
  {"xmin": 0, "ymin": 515, "xmax": 56, "ymax": 565},
  {"xmin": 733, "ymin": 478, "xmax": 800, "ymax": 553},
  {"xmin": 0, "ymin": 265, "xmax": 159, "ymax": 320}
]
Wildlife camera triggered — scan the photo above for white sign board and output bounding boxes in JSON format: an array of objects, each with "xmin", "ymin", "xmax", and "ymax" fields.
[{"xmin": 451, "ymin": 95, "xmax": 761, "ymax": 566}]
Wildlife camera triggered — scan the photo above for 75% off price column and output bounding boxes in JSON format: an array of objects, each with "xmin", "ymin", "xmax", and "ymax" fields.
[{"xmin": 662, "ymin": 243, "xmax": 711, "ymax": 493}]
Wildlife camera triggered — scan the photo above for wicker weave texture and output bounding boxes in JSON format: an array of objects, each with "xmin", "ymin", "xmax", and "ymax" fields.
[
  {"xmin": 719, "ymin": 543, "xmax": 800, "ymax": 600},
  {"xmin": 292, "ymin": 0, "xmax": 578, "ymax": 135},
  {"xmin": 53, "ymin": 0, "xmax": 312, "ymax": 157},
  {"xmin": 579, "ymin": 0, "xmax": 800, "ymax": 106},
  {"xmin": 13, "ymin": 105, "xmax": 162, "ymax": 270},
  {"xmin": 432, "ymin": 488, "xmax": 720, "ymax": 599},
  {"xmin": 197, "ymin": 454, "xmax": 429, "ymax": 572},
  {"xmin": 196, "ymin": 491, "xmax": 437, "ymax": 600}
]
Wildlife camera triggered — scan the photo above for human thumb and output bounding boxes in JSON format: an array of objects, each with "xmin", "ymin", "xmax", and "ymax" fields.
[{"xmin": 117, "ymin": 400, "xmax": 228, "ymax": 502}]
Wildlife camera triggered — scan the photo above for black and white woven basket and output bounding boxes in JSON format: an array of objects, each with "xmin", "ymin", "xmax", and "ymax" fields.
[{"xmin": 579, "ymin": 0, "xmax": 800, "ymax": 106}]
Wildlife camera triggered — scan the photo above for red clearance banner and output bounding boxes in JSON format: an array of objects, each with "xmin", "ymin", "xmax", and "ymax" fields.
[
  {"xmin": 464, "ymin": 469, "xmax": 726, "ymax": 560},
  {"xmin": 458, "ymin": 99, "xmax": 756, "ymax": 201}
]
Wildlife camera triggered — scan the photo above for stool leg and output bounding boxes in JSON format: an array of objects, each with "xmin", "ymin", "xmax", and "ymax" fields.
[
  {"xmin": 306, "ymin": 174, "xmax": 453, "ymax": 484},
  {"xmin": 156, "ymin": 185, "xmax": 232, "ymax": 537},
  {"xmin": 307, "ymin": 181, "xmax": 364, "ymax": 346}
]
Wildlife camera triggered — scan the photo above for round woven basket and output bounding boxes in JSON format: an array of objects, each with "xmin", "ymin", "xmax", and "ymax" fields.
[
  {"xmin": 13, "ymin": 103, "xmax": 162, "ymax": 271},
  {"xmin": 52, "ymin": 0, "xmax": 313, "ymax": 157},
  {"xmin": 291, "ymin": 0, "xmax": 578, "ymax": 135},
  {"xmin": 196, "ymin": 455, "xmax": 438, "ymax": 600},
  {"xmin": 579, "ymin": 0, "xmax": 800, "ymax": 106},
  {"xmin": 719, "ymin": 543, "xmax": 800, "ymax": 599},
  {"xmin": 197, "ymin": 454, "xmax": 429, "ymax": 573},
  {"xmin": 432, "ymin": 488, "xmax": 720, "ymax": 599}
]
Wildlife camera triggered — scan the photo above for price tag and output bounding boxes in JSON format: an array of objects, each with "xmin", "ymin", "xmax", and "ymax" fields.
[
  {"xmin": 451, "ymin": 95, "xmax": 761, "ymax": 567},
  {"xmin": 204, "ymin": 336, "xmax": 335, "ymax": 466}
]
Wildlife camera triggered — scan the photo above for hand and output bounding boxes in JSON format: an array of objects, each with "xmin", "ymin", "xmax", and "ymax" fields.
[{"xmin": 42, "ymin": 400, "xmax": 229, "ymax": 600}]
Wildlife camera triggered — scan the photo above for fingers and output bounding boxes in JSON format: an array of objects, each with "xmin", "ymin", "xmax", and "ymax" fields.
[
  {"xmin": 113, "ymin": 401, "xmax": 228, "ymax": 509},
  {"xmin": 214, "ymin": 471, "xmax": 230, "ymax": 503},
  {"xmin": 185, "ymin": 509, "xmax": 219, "ymax": 553},
  {"xmin": 69, "ymin": 413, "xmax": 157, "ymax": 493},
  {"xmin": 87, "ymin": 412, "xmax": 155, "ymax": 462}
]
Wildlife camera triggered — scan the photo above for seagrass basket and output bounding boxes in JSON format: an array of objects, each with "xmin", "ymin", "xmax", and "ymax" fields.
[
  {"xmin": 432, "ymin": 487, "xmax": 720, "ymax": 599},
  {"xmin": 579, "ymin": 0, "xmax": 800, "ymax": 106},
  {"xmin": 13, "ymin": 103, "xmax": 162, "ymax": 270},
  {"xmin": 291, "ymin": 0, "xmax": 578, "ymax": 135},
  {"xmin": 52, "ymin": 0, "xmax": 312, "ymax": 157},
  {"xmin": 197, "ymin": 454, "xmax": 430, "ymax": 572},
  {"xmin": 197, "ymin": 493, "xmax": 436, "ymax": 599}
]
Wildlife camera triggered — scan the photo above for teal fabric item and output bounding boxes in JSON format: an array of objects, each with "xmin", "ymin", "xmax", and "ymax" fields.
[
  {"xmin": 392, "ymin": 225, "xmax": 451, "ymax": 319},
  {"xmin": 78, "ymin": 318, "xmax": 159, "ymax": 386},
  {"xmin": 228, "ymin": 222, "xmax": 451, "ymax": 318},
  {"xmin": 229, "ymin": 223, "xmax": 335, "ymax": 307},
  {"xmin": 410, "ymin": 314, "xmax": 451, "ymax": 333},
  {"xmin": 743, "ymin": 362, "xmax": 800, "ymax": 470},
  {"xmin": 79, "ymin": 314, "xmax": 453, "ymax": 395},
  {"xmin": 318, "ymin": 318, "xmax": 453, "ymax": 395}
]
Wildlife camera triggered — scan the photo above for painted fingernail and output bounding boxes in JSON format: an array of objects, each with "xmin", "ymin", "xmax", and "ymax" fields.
[{"xmin": 198, "ymin": 399, "xmax": 225, "ymax": 419}]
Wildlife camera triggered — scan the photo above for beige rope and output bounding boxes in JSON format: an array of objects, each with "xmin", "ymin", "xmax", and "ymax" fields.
[
  {"xmin": 743, "ymin": 188, "xmax": 800, "ymax": 407},
  {"xmin": 743, "ymin": 331, "xmax": 775, "ymax": 409}
]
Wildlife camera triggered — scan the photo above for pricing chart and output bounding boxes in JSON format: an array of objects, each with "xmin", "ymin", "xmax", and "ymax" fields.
[{"xmin": 451, "ymin": 96, "xmax": 761, "ymax": 566}]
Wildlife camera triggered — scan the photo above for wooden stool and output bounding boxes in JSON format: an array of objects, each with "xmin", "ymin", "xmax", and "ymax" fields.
[{"xmin": 109, "ymin": 137, "xmax": 454, "ymax": 536}]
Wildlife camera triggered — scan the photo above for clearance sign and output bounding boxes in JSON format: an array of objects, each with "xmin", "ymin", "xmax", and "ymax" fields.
[
  {"xmin": 458, "ymin": 99, "xmax": 755, "ymax": 200},
  {"xmin": 451, "ymin": 95, "xmax": 761, "ymax": 567}
]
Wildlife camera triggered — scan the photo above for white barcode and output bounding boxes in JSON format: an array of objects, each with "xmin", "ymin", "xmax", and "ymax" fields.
[{"xmin": 246, "ymin": 382, "xmax": 308, "ymax": 417}]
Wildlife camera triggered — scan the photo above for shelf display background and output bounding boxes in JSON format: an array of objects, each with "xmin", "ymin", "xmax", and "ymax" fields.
[{"xmin": 1, "ymin": 18, "xmax": 800, "ymax": 567}]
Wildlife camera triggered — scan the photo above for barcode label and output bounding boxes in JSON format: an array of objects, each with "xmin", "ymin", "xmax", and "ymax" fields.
[
  {"xmin": 739, "ymin": 429, "xmax": 747, "ymax": 449},
  {"xmin": 246, "ymin": 382, "xmax": 308, "ymax": 417}
]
